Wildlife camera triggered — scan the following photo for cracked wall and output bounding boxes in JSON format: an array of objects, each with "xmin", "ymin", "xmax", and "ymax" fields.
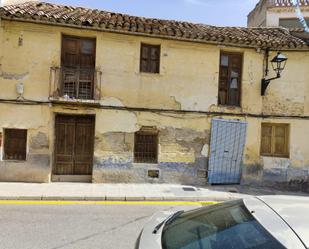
[
  {"xmin": 242, "ymin": 117, "xmax": 309, "ymax": 192},
  {"xmin": 1, "ymin": 20, "xmax": 309, "ymax": 187},
  {"xmin": 1, "ymin": 21, "xmax": 309, "ymax": 115},
  {"xmin": 92, "ymin": 111, "xmax": 210, "ymax": 185},
  {"xmin": 0, "ymin": 104, "xmax": 51, "ymax": 183}
]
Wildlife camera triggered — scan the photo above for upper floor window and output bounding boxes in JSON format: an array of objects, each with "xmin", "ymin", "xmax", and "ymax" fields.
[
  {"xmin": 134, "ymin": 127, "xmax": 159, "ymax": 164},
  {"xmin": 4, "ymin": 129, "xmax": 27, "ymax": 161},
  {"xmin": 260, "ymin": 123, "xmax": 289, "ymax": 158},
  {"xmin": 279, "ymin": 18, "xmax": 309, "ymax": 29},
  {"xmin": 140, "ymin": 44, "xmax": 160, "ymax": 74},
  {"xmin": 218, "ymin": 52, "xmax": 243, "ymax": 106},
  {"xmin": 61, "ymin": 36, "xmax": 96, "ymax": 99}
]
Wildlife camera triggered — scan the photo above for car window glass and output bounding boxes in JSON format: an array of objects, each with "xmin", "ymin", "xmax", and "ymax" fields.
[{"xmin": 162, "ymin": 200, "xmax": 286, "ymax": 249}]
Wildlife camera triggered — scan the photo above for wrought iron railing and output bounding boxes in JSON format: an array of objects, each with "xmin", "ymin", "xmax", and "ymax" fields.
[
  {"xmin": 49, "ymin": 67, "xmax": 102, "ymax": 100},
  {"xmin": 272, "ymin": 0, "xmax": 309, "ymax": 6}
]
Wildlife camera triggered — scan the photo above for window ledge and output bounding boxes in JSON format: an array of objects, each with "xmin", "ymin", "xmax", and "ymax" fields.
[
  {"xmin": 218, "ymin": 104, "xmax": 242, "ymax": 109},
  {"xmin": 49, "ymin": 97, "xmax": 101, "ymax": 105},
  {"xmin": 2, "ymin": 160, "xmax": 27, "ymax": 163},
  {"xmin": 261, "ymin": 155, "xmax": 290, "ymax": 159},
  {"xmin": 138, "ymin": 72, "xmax": 163, "ymax": 77},
  {"xmin": 133, "ymin": 163, "xmax": 159, "ymax": 167}
]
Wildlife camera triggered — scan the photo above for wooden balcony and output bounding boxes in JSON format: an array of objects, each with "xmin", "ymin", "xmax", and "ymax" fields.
[{"xmin": 49, "ymin": 67, "xmax": 102, "ymax": 102}]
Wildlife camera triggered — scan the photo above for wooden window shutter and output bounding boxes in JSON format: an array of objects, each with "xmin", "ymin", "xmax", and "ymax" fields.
[
  {"xmin": 261, "ymin": 125, "xmax": 272, "ymax": 155},
  {"xmin": 261, "ymin": 124, "xmax": 289, "ymax": 158},
  {"xmin": 62, "ymin": 38, "xmax": 79, "ymax": 67},
  {"xmin": 274, "ymin": 125, "xmax": 288, "ymax": 156},
  {"xmin": 4, "ymin": 129, "xmax": 27, "ymax": 161},
  {"xmin": 80, "ymin": 39, "xmax": 95, "ymax": 68},
  {"xmin": 140, "ymin": 45, "xmax": 149, "ymax": 73},
  {"xmin": 140, "ymin": 44, "xmax": 160, "ymax": 73}
]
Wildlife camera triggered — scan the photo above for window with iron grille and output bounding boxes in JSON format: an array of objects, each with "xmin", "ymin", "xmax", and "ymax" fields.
[
  {"xmin": 218, "ymin": 52, "xmax": 243, "ymax": 106},
  {"xmin": 134, "ymin": 129, "xmax": 158, "ymax": 163},
  {"xmin": 261, "ymin": 123, "xmax": 289, "ymax": 158},
  {"xmin": 4, "ymin": 129, "xmax": 27, "ymax": 161},
  {"xmin": 61, "ymin": 36, "xmax": 96, "ymax": 99},
  {"xmin": 140, "ymin": 44, "xmax": 161, "ymax": 73}
]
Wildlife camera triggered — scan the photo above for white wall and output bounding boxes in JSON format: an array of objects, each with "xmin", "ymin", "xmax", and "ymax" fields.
[
  {"xmin": 267, "ymin": 8, "xmax": 309, "ymax": 27},
  {"xmin": 1, "ymin": 0, "xmax": 38, "ymax": 7}
]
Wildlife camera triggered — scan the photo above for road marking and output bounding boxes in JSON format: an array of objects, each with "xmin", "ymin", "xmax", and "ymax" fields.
[{"xmin": 0, "ymin": 200, "xmax": 217, "ymax": 206}]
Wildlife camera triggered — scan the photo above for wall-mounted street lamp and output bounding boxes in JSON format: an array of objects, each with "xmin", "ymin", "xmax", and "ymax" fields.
[{"xmin": 261, "ymin": 51, "xmax": 288, "ymax": 96}]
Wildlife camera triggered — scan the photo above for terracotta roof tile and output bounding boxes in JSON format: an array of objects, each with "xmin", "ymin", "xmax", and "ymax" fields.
[{"xmin": 0, "ymin": 1, "xmax": 307, "ymax": 49}]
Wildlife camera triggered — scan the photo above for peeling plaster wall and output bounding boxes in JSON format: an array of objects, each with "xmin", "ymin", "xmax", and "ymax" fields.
[
  {"xmin": 1, "ymin": 101, "xmax": 309, "ymax": 188},
  {"xmin": 262, "ymin": 51, "xmax": 309, "ymax": 116},
  {"xmin": 1, "ymin": 21, "xmax": 309, "ymax": 188},
  {"xmin": 0, "ymin": 22, "xmax": 59, "ymax": 101},
  {"xmin": 0, "ymin": 104, "xmax": 51, "ymax": 182},
  {"xmin": 92, "ymin": 110, "xmax": 210, "ymax": 185},
  {"xmin": 1, "ymin": 21, "xmax": 309, "ymax": 115},
  {"xmin": 242, "ymin": 117, "xmax": 309, "ymax": 192}
]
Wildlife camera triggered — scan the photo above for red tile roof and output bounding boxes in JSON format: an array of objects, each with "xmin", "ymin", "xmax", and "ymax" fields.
[{"xmin": 0, "ymin": 1, "xmax": 307, "ymax": 49}]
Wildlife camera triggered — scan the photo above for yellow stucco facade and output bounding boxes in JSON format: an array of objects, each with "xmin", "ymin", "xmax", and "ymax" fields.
[{"xmin": 1, "ymin": 19, "xmax": 309, "ymax": 190}]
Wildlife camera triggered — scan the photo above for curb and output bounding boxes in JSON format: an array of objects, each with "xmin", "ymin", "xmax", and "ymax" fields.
[{"xmin": 0, "ymin": 196, "xmax": 242, "ymax": 202}]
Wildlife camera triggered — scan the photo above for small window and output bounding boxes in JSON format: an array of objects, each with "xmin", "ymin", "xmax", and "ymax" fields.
[
  {"xmin": 140, "ymin": 44, "xmax": 160, "ymax": 73},
  {"xmin": 4, "ymin": 129, "xmax": 27, "ymax": 161},
  {"xmin": 218, "ymin": 52, "xmax": 242, "ymax": 106},
  {"xmin": 134, "ymin": 128, "xmax": 158, "ymax": 163},
  {"xmin": 261, "ymin": 124, "xmax": 289, "ymax": 158}
]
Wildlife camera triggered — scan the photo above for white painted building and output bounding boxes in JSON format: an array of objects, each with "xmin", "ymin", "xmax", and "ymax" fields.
[{"xmin": 248, "ymin": 0, "xmax": 309, "ymax": 28}]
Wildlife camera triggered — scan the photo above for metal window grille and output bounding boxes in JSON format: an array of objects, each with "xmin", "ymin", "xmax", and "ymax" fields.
[
  {"xmin": 62, "ymin": 68, "xmax": 94, "ymax": 99},
  {"xmin": 134, "ymin": 131, "xmax": 158, "ymax": 163}
]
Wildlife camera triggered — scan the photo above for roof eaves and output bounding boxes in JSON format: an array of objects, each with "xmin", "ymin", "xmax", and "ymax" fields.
[{"xmin": 0, "ymin": 1, "xmax": 308, "ymax": 50}]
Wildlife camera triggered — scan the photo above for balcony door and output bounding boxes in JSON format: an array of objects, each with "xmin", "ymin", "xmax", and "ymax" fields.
[{"xmin": 61, "ymin": 36, "xmax": 96, "ymax": 99}]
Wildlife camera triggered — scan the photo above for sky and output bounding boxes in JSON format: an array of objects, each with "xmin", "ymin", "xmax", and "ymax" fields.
[{"xmin": 47, "ymin": 0, "xmax": 259, "ymax": 27}]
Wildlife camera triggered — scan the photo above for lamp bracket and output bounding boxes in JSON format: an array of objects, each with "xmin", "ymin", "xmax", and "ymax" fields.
[{"xmin": 261, "ymin": 75, "xmax": 280, "ymax": 96}]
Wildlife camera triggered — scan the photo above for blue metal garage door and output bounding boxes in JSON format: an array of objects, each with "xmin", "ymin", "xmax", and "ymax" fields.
[{"xmin": 208, "ymin": 119, "xmax": 247, "ymax": 184}]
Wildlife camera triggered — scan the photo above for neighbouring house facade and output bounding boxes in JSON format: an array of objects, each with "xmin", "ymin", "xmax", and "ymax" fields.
[
  {"xmin": 248, "ymin": 0, "xmax": 309, "ymax": 28},
  {"xmin": 248, "ymin": 0, "xmax": 309, "ymax": 43},
  {"xmin": 0, "ymin": 2, "xmax": 309, "ymax": 191}
]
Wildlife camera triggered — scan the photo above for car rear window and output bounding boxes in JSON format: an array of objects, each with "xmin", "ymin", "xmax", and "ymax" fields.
[{"xmin": 162, "ymin": 200, "xmax": 286, "ymax": 249}]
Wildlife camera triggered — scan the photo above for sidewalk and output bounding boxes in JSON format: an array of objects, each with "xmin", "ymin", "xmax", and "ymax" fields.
[{"xmin": 0, "ymin": 182, "xmax": 307, "ymax": 202}]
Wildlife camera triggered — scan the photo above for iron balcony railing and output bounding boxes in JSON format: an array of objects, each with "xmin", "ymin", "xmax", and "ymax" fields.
[
  {"xmin": 270, "ymin": 0, "xmax": 309, "ymax": 6},
  {"xmin": 49, "ymin": 67, "xmax": 102, "ymax": 101}
]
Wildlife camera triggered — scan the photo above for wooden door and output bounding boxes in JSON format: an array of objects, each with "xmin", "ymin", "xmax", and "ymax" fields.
[{"xmin": 54, "ymin": 115, "xmax": 95, "ymax": 176}]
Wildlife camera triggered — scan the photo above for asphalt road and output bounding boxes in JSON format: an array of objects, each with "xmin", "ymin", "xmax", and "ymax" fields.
[{"xmin": 0, "ymin": 202, "xmax": 203, "ymax": 249}]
